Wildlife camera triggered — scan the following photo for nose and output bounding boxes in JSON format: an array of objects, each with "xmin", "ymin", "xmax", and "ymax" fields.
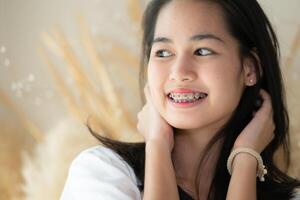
[{"xmin": 169, "ymin": 55, "xmax": 197, "ymax": 82}]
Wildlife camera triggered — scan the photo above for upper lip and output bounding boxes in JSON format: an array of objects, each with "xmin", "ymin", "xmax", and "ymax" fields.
[{"xmin": 166, "ymin": 88, "xmax": 208, "ymax": 95}]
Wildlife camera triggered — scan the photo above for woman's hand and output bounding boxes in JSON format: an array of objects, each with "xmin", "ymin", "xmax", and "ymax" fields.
[
  {"xmin": 227, "ymin": 89, "xmax": 274, "ymax": 199},
  {"xmin": 137, "ymin": 84, "xmax": 174, "ymax": 152},
  {"xmin": 234, "ymin": 89, "xmax": 275, "ymax": 153}
]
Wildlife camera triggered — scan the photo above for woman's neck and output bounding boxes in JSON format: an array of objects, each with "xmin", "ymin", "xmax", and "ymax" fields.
[{"xmin": 171, "ymin": 125, "xmax": 223, "ymax": 198}]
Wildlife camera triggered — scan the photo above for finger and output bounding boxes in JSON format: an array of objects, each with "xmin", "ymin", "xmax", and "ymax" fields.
[
  {"xmin": 259, "ymin": 89, "xmax": 270, "ymax": 101},
  {"xmin": 258, "ymin": 89, "xmax": 272, "ymax": 111},
  {"xmin": 252, "ymin": 89, "xmax": 273, "ymax": 122}
]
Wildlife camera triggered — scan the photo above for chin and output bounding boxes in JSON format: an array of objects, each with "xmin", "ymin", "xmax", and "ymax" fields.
[{"xmin": 166, "ymin": 118, "xmax": 203, "ymax": 130}]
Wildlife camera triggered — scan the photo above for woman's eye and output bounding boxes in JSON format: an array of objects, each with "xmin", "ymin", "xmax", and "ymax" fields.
[
  {"xmin": 155, "ymin": 50, "xmax": 173, "ymax": 58},
  {"xmin": 195, "ymin": 48, "xmax": 213, "ymax": 56}
]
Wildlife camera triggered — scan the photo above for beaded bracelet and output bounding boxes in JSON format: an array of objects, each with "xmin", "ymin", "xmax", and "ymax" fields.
[{"xmin": 227, "ymin": 147, "xmax": 267, "ymax": 182}]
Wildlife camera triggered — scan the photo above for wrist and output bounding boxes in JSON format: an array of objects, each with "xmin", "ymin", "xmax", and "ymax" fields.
[
  {"xmin": 146, "ymin": 139, "xmax": 172, "ymax": 154},
  {"xmin": 233, "ymin": 142, "xmax": 262, "ymax": 154},
  {"xmin": 231, "ymin": 153, "xmax": 257, "ymax": 173},
  {"xmin": 227, "ymin": 147, "xmax": 268, "ymax": 181}
]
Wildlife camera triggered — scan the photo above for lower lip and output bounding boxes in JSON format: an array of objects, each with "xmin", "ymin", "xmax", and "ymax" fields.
[{"xmin": 167, "ymin": 96, "xmax": 207, "ymax": 108}]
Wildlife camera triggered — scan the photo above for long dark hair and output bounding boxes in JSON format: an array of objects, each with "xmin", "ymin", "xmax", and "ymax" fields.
[{"xmin": 88, "ymin": 0, "xmax": 300, "ymax": 199}]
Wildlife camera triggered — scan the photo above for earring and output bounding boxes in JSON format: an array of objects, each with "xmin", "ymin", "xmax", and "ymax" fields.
[{"xmin": 248, "ymin": 79, "xmax": 255, "ymax": 86}]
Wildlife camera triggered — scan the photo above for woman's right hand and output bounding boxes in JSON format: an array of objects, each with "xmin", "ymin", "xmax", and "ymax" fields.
[{"xmin": 137, "ymin": 84, "xmax": 174, "ymax": 153}]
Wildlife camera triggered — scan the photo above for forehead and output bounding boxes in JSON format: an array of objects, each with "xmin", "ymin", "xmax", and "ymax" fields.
[{"xmin": 154, "ymin": 0, "xmax": 230, "ymax": 41}]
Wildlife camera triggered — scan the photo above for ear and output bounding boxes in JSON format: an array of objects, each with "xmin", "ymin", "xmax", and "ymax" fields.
[{"xmin": 242, "ymin": 50, "xmax": 261, "ymax": 86}]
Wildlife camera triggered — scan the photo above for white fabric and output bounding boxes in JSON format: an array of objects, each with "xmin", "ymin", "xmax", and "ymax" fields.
[
  {"xmin": 60, "ymin": 146, "xmax": 142, "ymax": 200},
  {"xmin": 293, "ymin": 193, "xmax": 300, "ymax": 200}
]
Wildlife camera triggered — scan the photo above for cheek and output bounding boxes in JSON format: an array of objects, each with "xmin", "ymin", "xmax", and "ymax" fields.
[
  {"xmin": 148, "ymin": 60, "xmax": 171, "ymax": 85},
  {"xmin": 147, "ymin": 64, "xmax": 161, "ymax": 92},
  {"xmin": 202, "ymin": 62, "xmax": 244, "ymax": 110},
  {"xmin": 147, "ymin": 64, "xmax": 167, "ymax": 106},
  {"xmin": 207, "ymin": 56, "xmax": 243, "ymax": 90}
]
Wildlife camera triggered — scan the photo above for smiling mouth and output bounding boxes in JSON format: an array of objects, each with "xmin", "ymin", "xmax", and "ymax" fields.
[{"xmin": 167, "ymin": 92, "xmax": 208, "ymax": 103}]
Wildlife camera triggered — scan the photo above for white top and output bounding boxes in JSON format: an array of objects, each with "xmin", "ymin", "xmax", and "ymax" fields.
[
  {"xmin": 60, "ymin": 146, "xmax": 142, "ymax": 200},
  {"xmin": 61, "ymin": 146, "xmax": 300, "ymax": 200}
]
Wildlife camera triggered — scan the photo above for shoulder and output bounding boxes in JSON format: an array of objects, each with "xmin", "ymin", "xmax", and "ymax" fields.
[
  {"xmin": 60, "ymin": 145, "xmax": 141, "ymax": 200},
  {"xmin": 71, "ymin": 145, "xmax": 138, "ymax": 181}
]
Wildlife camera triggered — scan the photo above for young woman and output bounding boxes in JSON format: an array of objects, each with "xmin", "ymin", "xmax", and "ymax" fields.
[{"xmin": 60, "ymin": 0, "xmax": 300, "ymax": 199}]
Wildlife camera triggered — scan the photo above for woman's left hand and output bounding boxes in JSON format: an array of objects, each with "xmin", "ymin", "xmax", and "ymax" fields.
[{"xmin": 233, "ymin": 89, "xmax": 275, "ymax": 153}]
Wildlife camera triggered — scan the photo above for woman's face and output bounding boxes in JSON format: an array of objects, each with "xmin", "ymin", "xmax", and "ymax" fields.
[{"xmin": 147, "ymin": 0, "xmax": 252, "ymax": 130}]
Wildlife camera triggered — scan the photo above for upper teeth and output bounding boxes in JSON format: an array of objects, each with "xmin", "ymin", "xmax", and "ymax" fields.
[{"xmin": 169, "ymin": 92, "xmax": 206, "ymax": 100}]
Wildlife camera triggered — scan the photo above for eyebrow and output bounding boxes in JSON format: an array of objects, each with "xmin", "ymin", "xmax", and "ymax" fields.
[{"xmin": 152, "ymin": 33, "xmax": 225, "ymax": 45}]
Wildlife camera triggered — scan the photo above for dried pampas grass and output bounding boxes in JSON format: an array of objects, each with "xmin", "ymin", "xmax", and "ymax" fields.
[
  {"xmin": 0, "ymin": 90, "xmax": 40, "ymax": 200},
  {"xmin": 20, "ymin": 6, "xmax": 143, "ymax": 199},
  {"xmin": 0, "ymin": 124, "xmax": 29, "ymax": 200},
  {"xmin": 283, "ymin": 25, "xmax": 300, "ymax": 178},
  {"xmin": 21, "ymin": 118, "xmax": 98, "ymax": 200}
]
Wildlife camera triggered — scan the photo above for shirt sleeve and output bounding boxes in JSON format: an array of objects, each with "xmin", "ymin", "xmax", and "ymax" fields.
[
  {"xmin": 292, "ymin": 193, "xmax": 300, "ymax": 200},
  {"xmin": 60, "ymin": 146, "xmax": 142, "ymax": 200}
]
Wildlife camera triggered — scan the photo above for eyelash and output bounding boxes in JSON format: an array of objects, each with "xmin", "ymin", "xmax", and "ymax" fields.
[{"xmin": 154, "ymin": 48, "xmax": 215, "ymax": 58}]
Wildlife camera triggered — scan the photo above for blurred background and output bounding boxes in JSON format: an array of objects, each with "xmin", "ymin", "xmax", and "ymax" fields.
[{"xmin": 0, "ymin": 0, "xmax": 299, "ymax": 199}]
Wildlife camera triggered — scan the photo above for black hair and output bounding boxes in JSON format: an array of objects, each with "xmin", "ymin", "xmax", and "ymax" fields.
[{"xmin": 88, "ymin": 0, "xmax": 300, "ymax": 199}]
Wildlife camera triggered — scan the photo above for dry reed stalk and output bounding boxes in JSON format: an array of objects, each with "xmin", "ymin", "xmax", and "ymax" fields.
[
  {"xmin": 94, "ymin": 37, "xmax": 139, "ymax": 91},
  {"xmin": 0, "ymin": 124, "xmax": 26, "ymax": 200},
  {"xmin": 94, "ymin": 36, "xmax": 140, "ymax": 69},
  {"xmin": 47, "ymin": 29, "xmax": 118, "ymax": 135},
  {"xmin": 285, "ymin": 25, "xmax": 300, "ymax": 68},
  {"xmin": 77, "ymin": 16, "xmax": 137, "ymax": 133},
  {"xmin": 38, "ymin": 46, "xmax": 84, "ymax": 121},
  {"xmin": 111, "ymin": 44, "xmax": 140, "ymax": 69},
  {"xmin": 21, "ymin": 118, "xmax": 99, "ymax": 200},
  {"xmin": 51, "ymin": 29, "xmax": 95, "ymax": 100},
  {"xmin": 127, "ymin": 0, "xmax": 143, "ymax": 49},
  {"xmin": 80, "ymin": 92, "xmax": 121, "ymax": 137},
  {"xmin": 0, "ymin": 89, "xmax": 43, "ymax": 143},
  {"xmin": 40, "ymin": 32, "xmax": 64, "ymax": 58},
  {"xmin": 77, "ymin": 17, "xmax": 123, "ymax": 111},
  {"xmin": 41, "ymin": 29, "xmax": 126, "ymax": 138},
  {"xmin": 127, "ymin": 0, "xmax": 143, "ymax": 24}
]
